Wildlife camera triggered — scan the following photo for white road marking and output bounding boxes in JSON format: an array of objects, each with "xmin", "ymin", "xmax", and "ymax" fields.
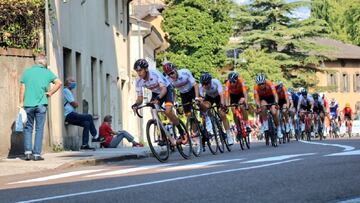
[
  {"xmin": 326, "ymin": 150, "xmax": 360, "ymax": 157},
  {"xmin": 337, "ymin": 197, "xmax": 360, "ymax": 203},
  {"xmin": 8, "ymin": 169, "xmax": 105, "ymax": 185},
  {"xmin": 243, "ymin": 153, "xmax": 315, "ymax": 163},
  {"xmin": 300, "ymin": 140, "xmax": 355, "ymax": 151},
  {"xmin": 86, "ymin": 164, "xmax": 176, "ymax": 177},
  {"xmin": 16, "ymin": 159, "xmax": 302, "ymax": 203},
  {"xmin": 159, "ymin": 159, "xmax": 243, "ymax": 172}
]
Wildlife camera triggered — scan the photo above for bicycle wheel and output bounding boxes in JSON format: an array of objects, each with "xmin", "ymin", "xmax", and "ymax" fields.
[
  {"xmin": 213, "ymin": 116, "xmax": 225, "ymax": 153},
  {"xmin": 206, "ymin": 117, "xmax": 219, "ymax": 155},
  {"xmin": 187, "ymin": 117, "xmax": 203, "ymax": 157},
  {"xmin": 268, "ymin": 113, "xmax": 277, "ymax": 147},
  {"xmin": 245, "ymin": 133, "xmax": 250, "ymax": 149},
  {"xmin": 173, "ymin": 120, "xmax": 192, "ymax": 159},
  {"xmin": 146, "ymin": 119, "xmax": 170, "ymax": 162}
]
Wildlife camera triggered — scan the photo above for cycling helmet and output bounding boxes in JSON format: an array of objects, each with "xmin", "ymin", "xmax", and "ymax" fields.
[
  {"xmin": 133, "ymin": 59, "xmax": 148, "ymax": 71},
  {"xmin": 300, "ymin": 88, "xmax": 307, "ymax": 96},
  {"xmin": 255, "ymin": 74, "xmax": 266, "ymax": 85},
  {"xmin": 200, "ymin": 72, "xmax": 212, "ymax": 84},
  {"xmin": 288, "ymin": 87, "xmax": 294, "ymax": 94},
  {"xmin": 228, "ymin": 72, "xmax": 239, "ymax": 83},
  {"xmin": 331, "ymin": 98, "xmax": 336, "ymax": 103},
  {"xmin": 162, "ymin": 62, "xmax": 177, "ymax": 75},
  {"xmin": 312, "ymin": 93, "xmax": 319, "ymax": 100},
  {"xmin": 346, "ymin": 103, "xmax": 350, "ymax": 107},
  {"xmin": 276, "ymin": 81, "xmax": 283, "ymax": 90}
]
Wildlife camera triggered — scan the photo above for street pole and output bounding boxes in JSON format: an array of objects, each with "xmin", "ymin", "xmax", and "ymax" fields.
[{"xmin": 233, "ymin": 49, "xmax": 237, "ymax": 69}]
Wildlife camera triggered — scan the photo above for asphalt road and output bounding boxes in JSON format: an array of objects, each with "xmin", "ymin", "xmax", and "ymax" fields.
[{"xmin": 1, "ymin": 139, "xmax": 360, "ymax": 203}]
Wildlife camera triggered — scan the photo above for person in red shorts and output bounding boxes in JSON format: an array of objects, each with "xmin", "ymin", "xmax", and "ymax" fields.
[{"xmin": 99, "ymin": 115, "xmax": 143, "ymax": 148}]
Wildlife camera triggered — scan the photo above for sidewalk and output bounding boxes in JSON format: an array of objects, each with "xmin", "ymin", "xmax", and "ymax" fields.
[{"xmin": 0, "ymin": 147, "xmax": 152, "ymax": 177}]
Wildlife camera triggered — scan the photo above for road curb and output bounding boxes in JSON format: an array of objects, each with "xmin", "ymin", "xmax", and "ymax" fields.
[{"xmin": 56, "ymin": 152, "xmax": 152, "ymax": 170}]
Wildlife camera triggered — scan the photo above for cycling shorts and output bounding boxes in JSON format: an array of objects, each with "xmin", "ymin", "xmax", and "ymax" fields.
[
  {"xmin": 205, "ymin": 95, "xmax": 221, "ymax": 106},
  {"xmin": 180, "ymin": 87, "xmax": 195, "ymax": 113},
  {"xmin": 151, "ymin": 85, "xmax": 174, "ymax": 107},
  {"xmin": 230, "ymin": 93, "xmax": 245, "ymax": 105}
]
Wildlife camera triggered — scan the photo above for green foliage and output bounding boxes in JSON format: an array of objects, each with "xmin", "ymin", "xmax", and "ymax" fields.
[
  {"xmin": 0, "ymin": 0, "xmax": 45, "ymax": 49},
  {"xmin": 311, "ymin": 0, "xmax": 360, "ymax": 46},
  {"xmin": 158, "ymin": 0, "xmax": 233, "ymax": 79},
  {"xmin": 231, "ymin": 0, "xmax": 329, "ymax": 89}
]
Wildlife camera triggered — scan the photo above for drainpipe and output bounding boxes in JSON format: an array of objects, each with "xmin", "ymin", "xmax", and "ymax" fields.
[{"xmin": 45, "ymin": 0, "xmax": 54, "ymax": 147}]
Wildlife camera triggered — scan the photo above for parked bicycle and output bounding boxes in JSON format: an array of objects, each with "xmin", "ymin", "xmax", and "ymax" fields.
[{"xmin": 134, "ymin": 103, "xmax": 192, "ymax": 162}]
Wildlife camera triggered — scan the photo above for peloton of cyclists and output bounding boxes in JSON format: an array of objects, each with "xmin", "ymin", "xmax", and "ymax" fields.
[
  {"xmin": 131, "ymin": 59, "xmax": 188, "ymax": 146},
  {"xmin": 254, "ymin": 74, "xmax": 283, "ymax": 139},
  {"xmin": 224, "ymin": 72, "xmax": 251, "ymax": 132},
  {"xmin": 275, "ymin": 81, "xmax": 291, "ymax": 134},
  {"xmin": 198, "ymin": 72, "xmax": 234, "ymax": 145},
  {"xmin": 162, "ymin": 62, "xmax": 200, "ymax": 117},
  {"xmin": 297, "ymin": 88, "xmax": 314, "ymax": 133}
]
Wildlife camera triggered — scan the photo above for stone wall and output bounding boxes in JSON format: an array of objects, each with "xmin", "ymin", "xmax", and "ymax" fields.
[{"xmin": 0, "ymin": 48, "xmax": 51, "ymax": 158}]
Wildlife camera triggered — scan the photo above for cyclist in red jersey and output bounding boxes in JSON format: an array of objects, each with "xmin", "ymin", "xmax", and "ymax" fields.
[
  {"xmin": 275, "ymin": 81, "xmax": 291, "ymax": 133},
  {"xmin": 342, "ymin": 103, "xmax": 353, "ymax": 128},
  {"xmin": 254, "ymin": 74, "xmax": 282, "ymax": 138},
  {"xmin": 224, "ymin": 72, "xmax": 251, "ymax": 132}
]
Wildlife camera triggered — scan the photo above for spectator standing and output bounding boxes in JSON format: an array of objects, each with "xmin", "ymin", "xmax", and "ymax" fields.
[
  {"xmin": 63, "ymin": 77, "xmax": 101, "ymax": 150},
  {"xmin": 19, "ymin": 54, "xmax": 62, "ymax": 161},
  {"xmin": 99, "ymin": 115, "xmax": 143, "ymax": 148}
]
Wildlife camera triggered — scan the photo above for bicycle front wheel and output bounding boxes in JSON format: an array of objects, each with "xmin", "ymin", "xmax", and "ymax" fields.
[
  {"xmin": 187, "ymin": 118, "xmax": 203, "ymax": 157},
  {"xmin": 213, "ymin": 116, "xmax": 226, "ymax": 153},
  {"xmin": 146, "ymin": 119, "xmax": 170, "ymax": 162},
  {"xmin": 173, "ymin": 120, "xmax": 192, "ymax": 159}
]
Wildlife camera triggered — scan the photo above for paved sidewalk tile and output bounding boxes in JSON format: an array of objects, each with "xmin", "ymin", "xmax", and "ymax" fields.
[{"xmin": 0, "ymin": 147, "xmax": 151, "ymax": 177}]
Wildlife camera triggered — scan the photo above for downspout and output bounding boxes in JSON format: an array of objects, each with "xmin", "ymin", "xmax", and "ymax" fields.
[{"xmin": 45, "ymin": 0, "xmax": 54, "ymax": 147}]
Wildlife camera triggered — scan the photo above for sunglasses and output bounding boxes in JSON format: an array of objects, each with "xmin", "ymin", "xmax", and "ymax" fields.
[
  {"xmin": 202, "ymin": 82, "xmax": 210, "ymax": 86},
  {"xmin": 168, "ymin": 71, "xmax": 176, "ymax": 76}
]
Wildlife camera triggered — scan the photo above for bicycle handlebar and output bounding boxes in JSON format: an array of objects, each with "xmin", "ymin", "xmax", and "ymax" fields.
[{"xmin": 133, "ymin": 103, "xmax": 155, "ymax": 118}]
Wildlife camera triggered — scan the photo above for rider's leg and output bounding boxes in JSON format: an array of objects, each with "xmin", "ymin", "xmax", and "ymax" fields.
[
  {"xmin": 282, "ymin": 104, "xmax": 290, "ymax": 132},
  {"xmin": 260, "ymin": 100, "xmax": 269, "ymax": 131},
  {"xmin": 271, "ymin": 105, "xmax": 282, "ymax": 138},
  {"xmin": 219, "ymin": 107, "xmax": 233, "ymax": 145}
]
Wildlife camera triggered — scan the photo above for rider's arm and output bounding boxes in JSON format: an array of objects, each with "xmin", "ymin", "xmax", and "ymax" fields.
[
  {"xmin": 241, "ymin": 79, "xmax": 248, "ymax": 106},
  {"xmin": 135, "ymin": 96, "xmax": 144, "ymax": 105},
  {"xmin": 158, "ymin": 84, "xmax": 168, "ymax": 100},
  {"xmin": 224, "ymin": 81, "xmax": 230, "ymax": 105},
  {"xmin": 194, "ymin": 83, "xmax": 200, "ymax": 99},
  {"xmin": 268, "ymin": 81, "xmax": 278, "ymax": 103}
]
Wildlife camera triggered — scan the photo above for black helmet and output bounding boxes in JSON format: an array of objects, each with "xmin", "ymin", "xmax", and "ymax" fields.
[
  {"xmin": 228, "ymin": 72, "xmax": 239, "ymax": 83},
  {"xmin": 300, "ymin": 88, "xmax": 307, "ymax": 96},
  {"xmin": 133, "ymin": 59, "xmax": 148, "ymax": 71},
  {"xmin": 200, "ymin": 72, "xmax": 212, "ymax": 84},
  {"xmin": 312, "ymin": 93, "xmax": 319, "ymax": 100}
]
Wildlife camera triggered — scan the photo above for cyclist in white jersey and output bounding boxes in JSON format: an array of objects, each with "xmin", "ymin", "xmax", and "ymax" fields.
[
  {"xmin": 198, "ymin": 72, "xmax": 234, "ymax": 145},
  {"xmin": 163, "ymin": 62, "xmax": 200, "ymax": 115},
  {"xmin": 131, "ymin": 59, "xmax": 188, "ymax": 146}
]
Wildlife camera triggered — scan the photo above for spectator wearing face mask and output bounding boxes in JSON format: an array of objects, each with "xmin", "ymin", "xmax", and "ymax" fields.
[{"xmin": 63, "ymin": 77, "xmax": 102, "ymax": 150}]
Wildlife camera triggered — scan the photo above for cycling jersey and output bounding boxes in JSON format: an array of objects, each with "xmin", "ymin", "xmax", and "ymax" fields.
[
  {"xmin": 298, "ymin": 95, "xmax": 314, "ymax": 111},
  {"xmin": 313, "ymin": 101, "xmax": 325, "ymax": 113},
  {"xmin": 136, "ymin": 69, "xmax": 170, "ymax": 96},
  {"xmin": 166, "ymin": 69, "xmax": 196, "ymax": 94},
  {"xmin": 329, "ymin": 102, "xmax": 339, "ymax": 119},
  {"xmin": 254, "ymin": 80, "xmax": 277, "ymax": 104},
  {"xmin": 224, "ymin": 78, "xmax": 247, "ymax": 96},
  {"xmin": 343, "ymin": 107, "xmax": 352, "ymax": 119},
  {"xmin": 275, "ymin": 85, "xmax": 288, "ymax": 100},
  {"xmin": 291, "ymin": 92, "xmax": 299, "ymax": 109},
  {"xmin": 199, "ymin": 79, "xmax": 223, "ymax": 98}
]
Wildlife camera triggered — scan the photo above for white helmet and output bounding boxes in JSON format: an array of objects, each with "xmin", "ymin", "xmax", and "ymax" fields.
[{"xmin": 256, "ymin": 74, "xmax": 266, "ymax": 84}]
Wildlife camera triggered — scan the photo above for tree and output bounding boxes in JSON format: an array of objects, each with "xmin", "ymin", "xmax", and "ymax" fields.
[
  {"xmin": 0, "ymin": 0, "xmax": 45, "ymax": 49},
  {"xmin": 311, "ymin": 0, "xmax": 360, "ymax": 46},
  {"xmin": 158, "ymin": 0, "xmax": 233, "ymax": 78},
  {"xmin": 231, "ymin": 0, "xmax": 329, "ymax": 89}
]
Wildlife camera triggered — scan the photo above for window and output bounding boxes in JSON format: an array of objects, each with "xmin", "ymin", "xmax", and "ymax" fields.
[
  {"xmin": 327, "ymin": 72, "xmax": 338, "ymax": 92},
  {"xmin": 91, "ymin": 57, "xmax": 99, "ymax": 117},
  {"xmin": 354, "ymin": 73, "xmax": 360, "ymax": 92},
  {"xmin": 104, "ymin": 0, "xmax": 109, "ymax": 25},
  {"xmin": 63, "ymin": 47, "xmax": 72, "ymax": 81},
  {"xmin": 75, "ymin": 52, "xmax": 82, "ymax": 110},
  {"xmin": 340, "ymin": 73, "xmax": 349, "ymax": 92}
]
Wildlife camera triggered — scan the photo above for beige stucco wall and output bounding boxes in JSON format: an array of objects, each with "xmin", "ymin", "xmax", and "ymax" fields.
[
  {"xmin": 316, "ymin": 60, "xmax": 360, "ymax": 111},
  {"xmin": 0, "ymin": 49, "xmax": 52, "ymax": 158},
  {"xmin": 46, "ymin": 0, "xmax": 139, "ymax": 148}
]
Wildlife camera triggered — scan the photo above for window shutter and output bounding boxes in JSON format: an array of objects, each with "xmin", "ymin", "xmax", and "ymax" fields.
[{"xmin": 340, "ymin": 73, "xmax": 344, "ymax": 92}]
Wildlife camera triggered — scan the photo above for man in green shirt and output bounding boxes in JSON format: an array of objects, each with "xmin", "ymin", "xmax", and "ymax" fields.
[{"xmin": 19, "ymin": 54, "xmax": 62, "ymax": 161}]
